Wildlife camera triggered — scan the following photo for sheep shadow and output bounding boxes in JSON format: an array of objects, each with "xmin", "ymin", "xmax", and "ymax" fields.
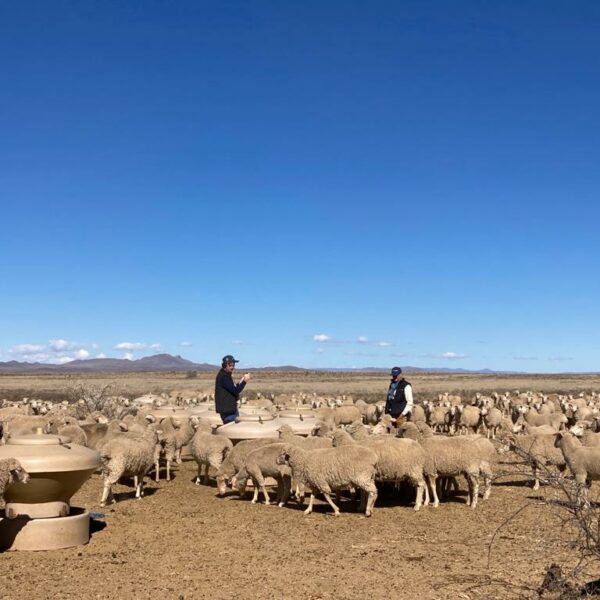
[{"xmin": 111, "ymin": 486, "xmax": 160, "ymax": 503}]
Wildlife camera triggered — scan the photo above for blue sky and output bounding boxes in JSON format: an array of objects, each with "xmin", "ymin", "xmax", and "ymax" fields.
[{"xmin": 1, "ymin": 1, "xmax": 599, "ymax": 372}]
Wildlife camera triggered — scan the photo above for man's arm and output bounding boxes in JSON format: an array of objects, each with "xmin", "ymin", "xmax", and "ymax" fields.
[
  {"xmin": 400, "ymin": 385, "xmax": 414, "ymax": 416},
  {"xmin": 220, "ymin": 376, "xmax": 247, "ymax": 396}
]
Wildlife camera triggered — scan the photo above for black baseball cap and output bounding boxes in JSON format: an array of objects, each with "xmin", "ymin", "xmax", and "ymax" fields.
[
  {"xmin": 390, "ymin": 366, "xmax": 402, "ymax": 376},
  {"xmin": 222, "ymin": 355, "xmax": 239, "ymax": 365}
]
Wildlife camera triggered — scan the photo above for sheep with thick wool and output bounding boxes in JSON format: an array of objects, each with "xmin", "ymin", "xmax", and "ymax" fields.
[
  {"xmin": 235, "ymin": 442, "xmax": 292, "ymax": 507},
  {"xmin": 276, "ymin": 443, "xmax": 378, "ymax": 517},
  {"xmin": 0, "ymin": 458, "xmax": 29, "ymax": 498},
  {"xmin": 99, "ymin": 418, "xmax": 160, "ymax": 506},
  {"xmin": 332, "ymin": 429, "xmax": 432, "ymax": 511},
  {"xmin": 190, "ymin": 418, "xmax": 233, "ymax": 485}
]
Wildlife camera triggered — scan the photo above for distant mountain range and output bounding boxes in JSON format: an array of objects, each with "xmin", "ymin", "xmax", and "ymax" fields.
[{"xmin": 0, "ymin": 353, "xmax": 522, "ymax": 374}]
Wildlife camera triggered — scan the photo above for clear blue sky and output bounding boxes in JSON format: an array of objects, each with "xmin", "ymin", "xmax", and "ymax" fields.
[{"xmin": 1, "ymin": 1, "xmax": 599, "ymax": 372}]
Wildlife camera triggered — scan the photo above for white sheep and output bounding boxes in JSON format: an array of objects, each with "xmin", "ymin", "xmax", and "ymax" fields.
[
  {"xmin": 276, "ymin": 443, "xmax": 379, "ymax": 517},
  {"xmin": 0, "ymin": 458, "xmax": 29, "ymax": 498},
  {"xmin": 332, "ymin": 429, "xmax": 432, "ymax": 511},
  {"xmin": 190, "ymin": 419, "xmax": 233, "ymax": 485},
  {"xmin": 215, "ymin": 438, "xmax": 276, "ymax": 495},
  {"xmin": 99, "ymin": 420, "xmax": 160, "ymax": 506},
  {"xmin": 481, "ymin": 406, "xmax": 502, "ymax": 439},
  {"xmin": 554, "ymin": 431, "xmax": 600, "ymax": 493},
  {"xmin": 235, "ymin": 442, "xmax": 292, "ymax": 506}
]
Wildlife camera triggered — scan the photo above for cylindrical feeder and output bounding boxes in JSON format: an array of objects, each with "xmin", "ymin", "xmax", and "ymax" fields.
[
  {"xmin": 277, "ymin": 409, "xmax": 318, "ymax": 436},
  {"xmin": 0, "ymin": 433, "xmax": 100, "ymax": 551},
  {"xmin": 215, "ymin": 412, "xmax": 282, "ymax": 444}
]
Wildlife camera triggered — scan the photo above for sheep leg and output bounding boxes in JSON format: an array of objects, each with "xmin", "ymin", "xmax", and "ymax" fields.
[
  {"xmin": 203, "ymin": 463, "xmax": 210, "ymax": 485},
  {"xmin": 133, "ymin": 475, "xmax": 139, "ymax": 490},
  {"xmin": 136, "ymin": 475, "xmax": 145, "ymax": 499},
  {"xmin": 195, "ymin": 463, "xmax": 202, "ymax": 485},
  {"xmin": 532, "ymin": 464, "xmax": 540, "ymax": 490},
  {"xmin": 251, "ymin": 483, "xmax": 260, "ymax": 504},
  {"xmin": 303, "ymin": 493, "xmax": 315, "ymax": 516},
  {"xmin": 466, "ymin": 473, "xmax": 479, "ymax": 509},
  {"xmin": 166, "ymin": 459, "xmax": 171, "ymax": 482},
  {"xmin": 414, "ymin": 480, "xmax": 425, "ymax": 511},
  {"xmin": 255, "ymin": 474, "xmax": 270, "ymax": 505},
  {"xmin": 322, "ymin": 492, "xmax": 340, "ymax": 517},
  {"xmin": 429, "ymin": 476, "xmax": 440, "ymax": 508},
  {"xmin": 155, "ymin": 458, "xmax": 161, "ymax": 483},
  {"xmin": 279, "ymin": 474, "xmax": 291, "ymax": 507},
  {"xmin": 364, "ymin": 484, "xmax": 377, "ymax": 517},
  {"xmin": 481, "ymin": 463, "xmax": 493, "ymax": 500},
  {"xmin": 100, "ymin": 480, "xmax": 115, "ymax": 507},
  {"xmin": 176, "ymin": 448, "xmax": 182, "ymax": 464}
]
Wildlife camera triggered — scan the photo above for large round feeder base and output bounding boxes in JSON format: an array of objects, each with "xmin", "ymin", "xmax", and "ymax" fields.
[{"xmin": 0, "ymin": 507, "xmax": 91, "ymax": 551}]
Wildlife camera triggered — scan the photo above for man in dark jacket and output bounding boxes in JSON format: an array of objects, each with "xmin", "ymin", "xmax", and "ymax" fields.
[
  {"xmin": 385, "ymin": 366, "xmax": 413, "ymax": 425},
  {"xmin": 215, "ymin": 355, "xmax": 251, "ymax": 423}
]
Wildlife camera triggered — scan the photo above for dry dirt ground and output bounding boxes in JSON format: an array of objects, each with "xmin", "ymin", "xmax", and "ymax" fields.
[{"xmin": 1, "ymin": 372, "xmax": 599, "ymax": 599}]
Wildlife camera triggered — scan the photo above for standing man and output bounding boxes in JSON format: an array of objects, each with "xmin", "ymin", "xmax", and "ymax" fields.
[
  {"xmin": 215, "ymin": 355, "xmax": 251, "ymax": 424},
  {"xmin": 385, "ymin": 367, "xmax": 413, "ymax": 425}
]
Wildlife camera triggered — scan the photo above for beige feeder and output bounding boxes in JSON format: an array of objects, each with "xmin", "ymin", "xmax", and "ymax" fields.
[
  {"xmin": 215, "ymin": 412, "xmax": 282, "ymax": 444},
  {"xmin": 0, "ymin": 432, "xmax": 100, "ymax": 551},
  {"xmin": 277, "ymin": 409, "xmax": 318, "ymax": 436}
]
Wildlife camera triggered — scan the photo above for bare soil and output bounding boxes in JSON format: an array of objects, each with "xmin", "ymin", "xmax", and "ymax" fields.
[{"xmin": 1, "ymin": 372, "xmax": 599, "ymax": 599}]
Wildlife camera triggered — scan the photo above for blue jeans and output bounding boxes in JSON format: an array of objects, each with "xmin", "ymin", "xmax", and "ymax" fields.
[{"xmin": 220, "ymin": 410, "xmax": 239, "ymax": 424}]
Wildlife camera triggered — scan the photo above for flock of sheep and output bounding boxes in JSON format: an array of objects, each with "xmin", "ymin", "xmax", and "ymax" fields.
[{"xmin": 1, "ymin": 388, "xmax": 600, "ymax": 516}]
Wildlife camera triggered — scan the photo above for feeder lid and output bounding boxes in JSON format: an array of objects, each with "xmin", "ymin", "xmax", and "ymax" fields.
[
  {"xmin": 0, "ymin": 433, "xmax": 101, "ymax": 473},
  {"xmin": 278, "ymin": 410, "xmax": 316, "ymax": 420},
  {"xmin": 8, "ymin": 434, "xmax": 64, "ymax": 446}
]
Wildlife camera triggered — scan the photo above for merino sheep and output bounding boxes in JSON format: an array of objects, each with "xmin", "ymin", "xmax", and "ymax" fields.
[
  {"xmin": 235, "ymin": 442, "xmax": 292, "ymax": 506},
  {"xmin": 507, "ymin": 433, "xmax": 565, "ymax": 490},
  {"xmin": 154, "ymin": 416, "xmax": 196, "ymax": 482},
  {"xmin": 481, "ymin": 406, "xmax": 502, "ymax": 439},
  {"xmin": 333, "ymin": 405, "xmax": 362, "ymax": 427},
  {"xmin": 332, "ymin": 429, "xmax": 432, "ymax": 511},
  {"xmin": 397, "ymin": 423, "xmax": 494, "ymax": 509},
  {"xmin": 555, "ymin": 431, "xmax": 600, "ymax": 492},
  {"xmin": 0, "ymin": 458, "xmax": 29, "ymax": 498},
  {"xmin": 47, "ymin": 416, "xmax": 87, "ymax": 446},
  {"xmin": 215, "ymin": 438, "xmax": 276, "ymax": 495},
  {"xmin": 190, "ymin": 419, "xmax": 233, "ymax": 485},
  {"xmin": 276, "ymin": 444, "xmax": 378, "ymax": 517},
  {"xmin": 454, "ymin": 405, "xmax": 482, "ymax": 435},
  {"xmin": 99, "ymin": 421, "xmax": 160, "ymax": 506}
]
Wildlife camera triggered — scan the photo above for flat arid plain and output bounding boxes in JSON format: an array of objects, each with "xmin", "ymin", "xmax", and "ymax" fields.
[{"xmin": 1, "ymin": 371, "xmax": 600, "ymax": 600}]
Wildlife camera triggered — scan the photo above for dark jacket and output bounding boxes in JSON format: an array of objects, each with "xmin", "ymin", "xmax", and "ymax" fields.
[
  {"xmin": 215, "ymin": 368, "xmax": 246, "ymax": 414},
  {"xmin": 385, "ymin": 378, "xmax": 411, "ymax": 417}
]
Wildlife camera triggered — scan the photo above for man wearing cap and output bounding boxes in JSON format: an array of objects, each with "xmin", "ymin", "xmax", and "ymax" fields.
[
  {"xmin": 385, "ymin": 367, "xmax": 413, "ymax": 425},
  {"xmin": 215, "ymin": 355, "xmax": 251, "ymax": 424}
]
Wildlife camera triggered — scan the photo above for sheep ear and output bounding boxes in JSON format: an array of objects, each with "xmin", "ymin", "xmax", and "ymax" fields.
[{"xmin": 145, "ymin": 414, "xmax": 156, "ymax": 423}]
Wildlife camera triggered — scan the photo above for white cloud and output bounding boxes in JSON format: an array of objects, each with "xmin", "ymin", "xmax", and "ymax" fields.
[
  {"xmin": 549, "ymin": 356, "xmax": 573, "ymax": 361},
  {"xmin": 122, "ymin": 352, "xmax": 134, "ymax": 360},
  {"xmin": 10, "ymin": 344, "xmax": 45, "ymax": 354},
  {"xmin": 356, "ymin": 337, "xmax": 393, "ymax": 348},
  {"xmin": 8, "ymin": 340, "xmax": 97, "ymax": 364},
  {"xmin": 114, "ymin": 342, "xmax": 160, "ymax": 351},
  {"xmin": 49, "ymin": 339, "xmax": 69, "ymax": 350},
  {"xmin": 96, "ymin": 353, "xmax": 107, "ymax": 359},
  {"xmin": 180, "ymin": 341, "xmax": 193, "ymax": 347},
  {"xmin": 441, "ymin": 352, "xmax": 468, "ymax": 360},
  {"xmin": 313, "ymin": 334, "xmax": 331, "ymax": 343},
  {"xmin": 232, "ymin": 340, "xmax": 243, "ymax": 345},
  {"xmin": 513, "ymin": 355, "xmax": 538, "ymax": 361},
  {"xmin": 114, "ymin": 342, "xmax": 146, "ymax": 350}
]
